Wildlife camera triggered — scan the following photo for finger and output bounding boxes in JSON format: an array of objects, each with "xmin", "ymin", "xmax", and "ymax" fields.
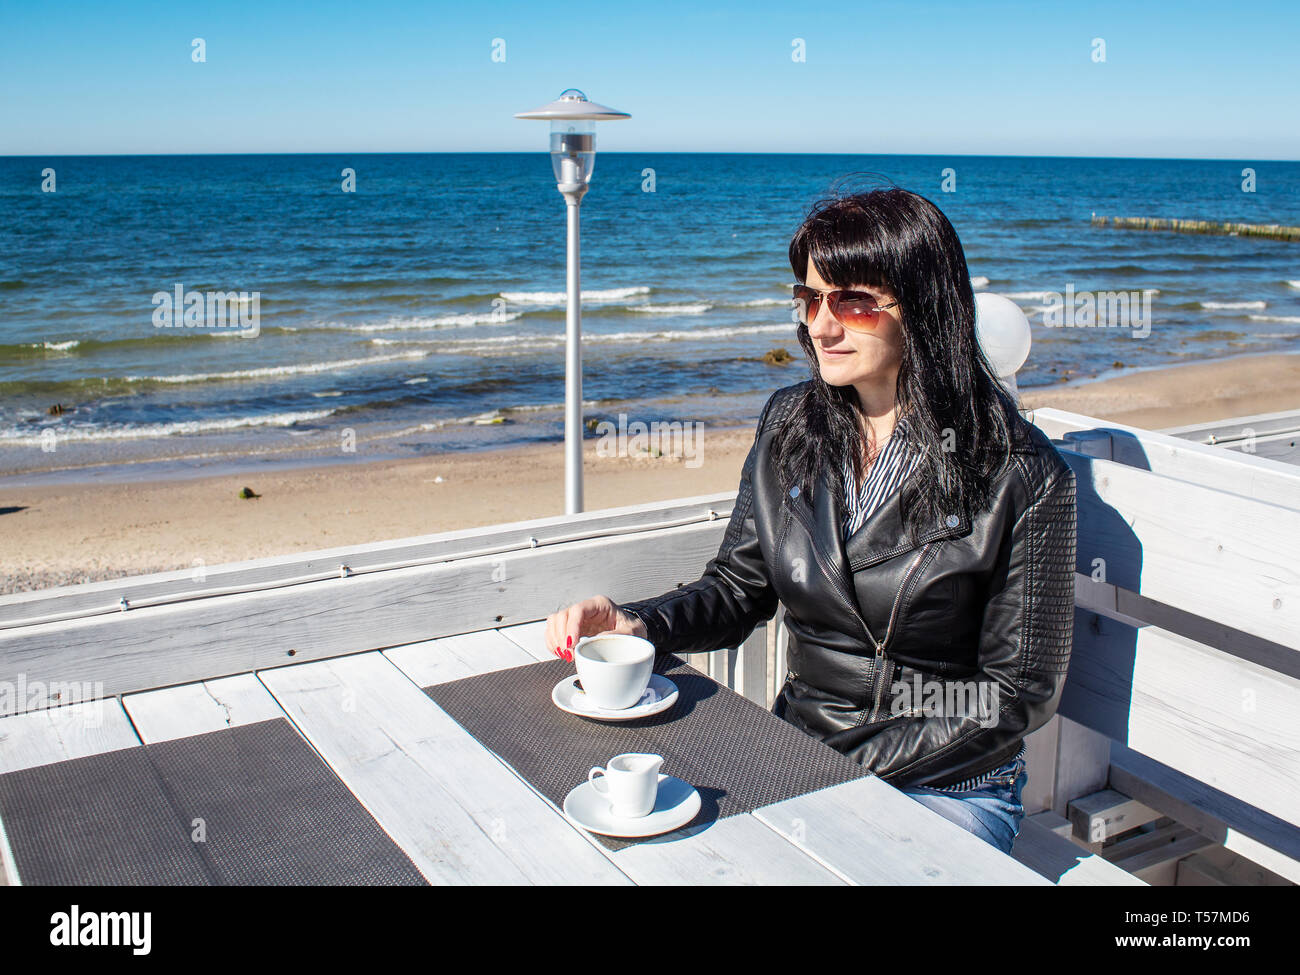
[
  {"xmin": 557, "ymin": 606, "xmax": 578, "ymax": 660},
  {"xmin": 564, "ymin": 605, "xmax": 588, "ymax": 660},
  {"xmin": 543, "ymin": 615, "xmax": 558, "ymax": 658},
  {"xmin": 546, "ymin": 611, "xmax": 565, "ymax": 659}
]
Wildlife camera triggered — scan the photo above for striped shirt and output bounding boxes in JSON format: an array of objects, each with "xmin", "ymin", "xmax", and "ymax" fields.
[
  {"xmin": 926, "ymin": 742, "xmax": 1028, "ymax": 793},
  {"xmin": 839, "ymin": 413, "xmax": 924, "ymax": 539},
  {"xmin": 839, "ymin": 413, "xmax": 1028, "ymax": 794}
]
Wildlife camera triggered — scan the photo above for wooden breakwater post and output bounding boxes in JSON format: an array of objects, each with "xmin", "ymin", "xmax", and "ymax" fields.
[{"xmin": 1090, "ymin": 214, "xmax": 1300, "ymax": 241}]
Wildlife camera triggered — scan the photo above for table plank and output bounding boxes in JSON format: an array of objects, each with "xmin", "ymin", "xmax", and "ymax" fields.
[
  {"xmin": 753, "ymin": 777, "xmax": 1054, "ymax": 885},
  {"xmin": 258, "ymin": 651, "xmax": 633, "ymax": 885},
  {"xmin": 612, "ymin": 812, "xmax": 846, "ymax": 884},
  {"xmin": 122, "ymin": 674, "xmax": 285, "ymax": 742},
  {"xmin": 384, "ymin": 629, "xmax": 537, "ymax": 686},
  {"xmin": 496, "ymin": 620, "xmax": 551, "ymax": 661},
  {"xmin": 0, "ymin": 699, "xmax": 140, "ymax": 774},
  {"xmin": 1011, "ymin": 815, "xmax": 1147, "ymax": 886}
]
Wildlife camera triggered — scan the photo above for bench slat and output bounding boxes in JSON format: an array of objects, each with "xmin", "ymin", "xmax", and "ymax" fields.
[
  {"xmin": 1060, "ymin": 609, "xmax": 1300, "ymax": 829},
  {"xmin": 1064, "ymin": 449, "xmax": 1300, "ymax": 649}
]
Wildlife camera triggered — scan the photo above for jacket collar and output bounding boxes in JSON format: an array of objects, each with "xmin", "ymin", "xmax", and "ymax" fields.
[{"xmin": 793, "ymin": 417, "xmax": 972, "ymax": 573}]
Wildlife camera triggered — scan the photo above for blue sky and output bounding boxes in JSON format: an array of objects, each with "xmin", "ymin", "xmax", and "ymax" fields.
[{"xmin": 2, "ymin": 0, "xmax": 1297, "ymax": 158}]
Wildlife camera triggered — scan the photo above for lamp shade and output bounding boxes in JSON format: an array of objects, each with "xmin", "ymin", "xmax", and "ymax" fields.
[
  {"xmin": 514, "ymin": 88, "xmax": 630, "ymax": 121},
  {"xmin": 516, "ymin": 89, "xmax": 629, "ymax": 187}
]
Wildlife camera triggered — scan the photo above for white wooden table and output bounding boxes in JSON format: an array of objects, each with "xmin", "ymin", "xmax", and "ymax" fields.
[{"xmin": 0, "ymin": 621, "xmax": 1050, "ymax": 886}]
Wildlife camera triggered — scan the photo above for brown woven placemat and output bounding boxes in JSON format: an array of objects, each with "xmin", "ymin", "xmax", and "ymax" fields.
[{"xmin": 423, "ymin": 654, "xmax": 874, "ymax": 851}]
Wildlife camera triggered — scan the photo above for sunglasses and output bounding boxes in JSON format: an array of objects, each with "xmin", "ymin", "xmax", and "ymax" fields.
[{"xmin": 792, "ymin": 284, "xmax": 898, "ymax": 331}]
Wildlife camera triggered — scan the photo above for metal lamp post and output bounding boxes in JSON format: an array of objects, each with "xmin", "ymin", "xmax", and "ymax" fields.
[{"xmin": 515, "ymin": 89, "xmax": 630, "ymax": 514}]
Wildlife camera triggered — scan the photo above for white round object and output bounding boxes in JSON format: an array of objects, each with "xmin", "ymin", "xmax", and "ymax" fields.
[
  {"xmin": 572, "ymin": 633, "xmax": 655, "ymax": 709},
  {"xmin": 563, "ymin": 773, "xmax": 701, "ymax": 838},
  {"xmin": 974, "ymin": 292, "xmax": 1032, "ymax": 378},
  {"xmin": 551, "ymin": 674, "xmax": 679, "ymax": 721}
]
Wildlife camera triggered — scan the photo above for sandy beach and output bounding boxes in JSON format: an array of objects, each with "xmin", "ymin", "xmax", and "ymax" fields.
[{"xmin": 3, "ymin": 350, "xmax": 1299, "ymax": 596}]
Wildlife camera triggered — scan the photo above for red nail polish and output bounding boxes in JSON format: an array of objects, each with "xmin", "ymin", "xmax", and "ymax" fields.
[{"xmin": 566, "ymin": 635, "xmax": 573, "ymax": 648}]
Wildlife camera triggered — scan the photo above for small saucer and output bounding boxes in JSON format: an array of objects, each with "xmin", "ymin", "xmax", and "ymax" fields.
[
  {"xmin": 563, "ymin": 773, "xmax": 701, "ymax": 838},
  {"xmin": 551, "ymin": 673, "xmax": 678, "ymax": 721}
]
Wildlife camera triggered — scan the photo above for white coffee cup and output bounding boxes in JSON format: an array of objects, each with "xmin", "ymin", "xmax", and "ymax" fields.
[
  {"xmin": 573, "ymin": 633, "xmax": 655, "ymax": 710},
  {"xmin": 588, "ymin": 753, "xmax": 664, "ymax": 818}
]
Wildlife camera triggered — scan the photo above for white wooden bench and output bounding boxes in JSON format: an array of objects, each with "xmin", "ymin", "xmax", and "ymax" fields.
[
  {"xmin": 688, "ymin": 407, "xmax": 1300, "ymax": 885},
  {"xmin": 1019, "ymin": 408, "xmax": 1299, "ymax": 885}
]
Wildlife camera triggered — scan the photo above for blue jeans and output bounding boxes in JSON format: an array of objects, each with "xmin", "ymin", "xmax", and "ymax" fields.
[{"xmin": 897, "ymin": 753, "xmax": 1029, "ymax": 854}]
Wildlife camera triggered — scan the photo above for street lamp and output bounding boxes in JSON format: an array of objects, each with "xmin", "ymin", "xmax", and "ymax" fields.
[{"xmin": 515, "ymin": 89, "xmax": 630, "ymax": 514}]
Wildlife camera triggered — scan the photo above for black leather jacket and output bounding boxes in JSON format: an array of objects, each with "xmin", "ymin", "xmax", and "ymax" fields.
[{"xmin": 620, "ymin": 380, "xmax": 1077, "ymax": 790}]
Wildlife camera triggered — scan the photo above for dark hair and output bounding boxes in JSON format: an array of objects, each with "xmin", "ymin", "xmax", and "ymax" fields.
[{"xmin": 773, "ymin": 185, "xmax": 1032, "ymax": 547}]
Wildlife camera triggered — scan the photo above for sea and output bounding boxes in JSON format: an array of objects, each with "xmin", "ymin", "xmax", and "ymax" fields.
[{"xmin": 1, "ymin": 153, "xmax": 1297, "ymax": 484}]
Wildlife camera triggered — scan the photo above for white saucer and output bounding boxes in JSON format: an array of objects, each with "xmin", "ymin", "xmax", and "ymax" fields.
[
  {"xmin": 551, "ymin": 673, "xmax": 679, "ymax": 721},
  {"xmin": 563, "ymin": 773, "xmax": 702, "ymax": 838}
]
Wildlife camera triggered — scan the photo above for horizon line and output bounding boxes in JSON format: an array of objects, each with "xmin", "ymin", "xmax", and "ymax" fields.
[{"xmin": 2, "ymin": 150, "xmax": 1298, "ymax": 163}]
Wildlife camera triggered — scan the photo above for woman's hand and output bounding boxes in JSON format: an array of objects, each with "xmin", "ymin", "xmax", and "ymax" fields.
[{"xmin": 545, "ymin": 596, "xmax": 650, "ymax": 661}]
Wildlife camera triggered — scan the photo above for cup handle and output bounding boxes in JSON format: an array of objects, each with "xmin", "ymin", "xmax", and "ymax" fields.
[{"xmin": 588, "ymin": 767, "xmax": 609, "ymax": 795}]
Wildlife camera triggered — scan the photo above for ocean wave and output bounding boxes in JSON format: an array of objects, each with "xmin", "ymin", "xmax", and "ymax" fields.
[
  {"xmin": 1249, "ymin": 314, "xmax": 1300, "ymax": 324},
  {"xmin": 502, "ymin": 400, "xmax": 571, "ymax": 413},
  {"xmin": 442, "ymin": 343, "xmax": 562, "ymax": 356},
  {"xmin": 372, "ymin": 323, "xmax": 793, "ymax": 352},
  {"xmin": 126, "ymin": 350, "xmax": 429, "ymax": 384},
  {"xmin": 1201, "ymin": 300, "xmax": 1266, "ymax": 310},
  {"xmin": 970, "ymin": 276, "xmax": 990, "ymax": 288},
  {"xmin": 352, "ymin": 311, "xmax": 524, "ymax": 332},
  {"xmin": 324, "ymin": 296, "xmax": 787, "ymax": 330},
  {"xmin": 293, "ymin": 275, "xmax": 463, "ymax": 292},
  {"xmin": 1006, "ymin": 288, "xmax": 1161, "ymax": 302},
  {"xmin": 1286, "ymin": 280, "xmax": 1300, "ymax": 289},
  {"xmin": 383, "ymin": 336, "xmax": 562, "ymax": 355},
  {"xmin": 499, "ymin": 286, "xmax": 651, "ymax": 305},
  {"xmin": 0, "ymin": 328, "xmax": 300, "ymax": 365},
  {"xmin": 626, "ymin": 303, "xmax": 712, "ymax": 315},
  {"xmin": 589, "ymin": 323, "xmax": 793, "ymax": 343},
  {"xmin": 1081, "ymin": 264, "xmax": 1155, "ymax": 277},
  {"xmin": 0, "ymin": 409, "xmax": 336, "ymax": 445}
]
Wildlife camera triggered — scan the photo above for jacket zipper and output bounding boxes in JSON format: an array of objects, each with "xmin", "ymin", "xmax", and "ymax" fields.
[
  {"xmin": 849, "ymin": 520, "xmax": 961, "ymax": 572},
  {"xmin": 784, "ymin": 494, "xmax": 940, "ymax": 721},
  {"xmin": 866, "ymin": 542, "xmax": 941, "ymax": 722}
]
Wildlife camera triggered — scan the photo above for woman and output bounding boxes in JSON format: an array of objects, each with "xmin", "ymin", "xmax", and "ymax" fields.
[{"xmin": 544, "ymin": 186, "xmax": 1077, "ymax": 855}]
